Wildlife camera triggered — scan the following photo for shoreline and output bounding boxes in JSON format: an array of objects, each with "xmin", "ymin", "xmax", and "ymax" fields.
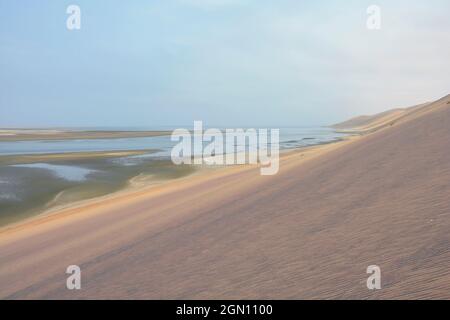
[
  {"xmin": 0, "ymin": 135, "xmax": 359, "ymax": 237},
  {"xmin": 0, "ymin": 149, "xmax": 155, "ymax": 165},
  {"xmin": 0, "ymin": 129, "xmax": 171, "ymax": 141}
]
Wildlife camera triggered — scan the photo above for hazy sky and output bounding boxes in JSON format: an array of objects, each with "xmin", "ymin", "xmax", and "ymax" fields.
[{"xmin": 1, "ymin": 0, "xmax": 449, "ymax": 127}]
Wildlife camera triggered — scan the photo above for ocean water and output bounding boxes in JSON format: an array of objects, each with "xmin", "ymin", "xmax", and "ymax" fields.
[{"xmin": 0, "ymin": 127, "xmax": 345, "ymax": 156}]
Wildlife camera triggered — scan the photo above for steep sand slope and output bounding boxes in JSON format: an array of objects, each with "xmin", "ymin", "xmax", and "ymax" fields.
[{"xmin": 1, "ymin": 94, "xmax": 450, "ymax": 299}]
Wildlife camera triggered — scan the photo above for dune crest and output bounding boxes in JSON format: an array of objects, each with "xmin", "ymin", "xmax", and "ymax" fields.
[{"xmin": 332, "ymin": 94, "xmax": 450, "ymax": 134}]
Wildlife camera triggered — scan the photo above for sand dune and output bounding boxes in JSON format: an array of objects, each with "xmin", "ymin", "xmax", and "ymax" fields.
[
  {"xmin": 1, "ymin": 94, "xmax": 450, "ymax": 299},
  {"xmin": 331, "ymin": 108, "xmax": 406, "ymax": 130},
  {"xmin": 330, "ymin": 101, "xmax": 437, "ymax": 134}
]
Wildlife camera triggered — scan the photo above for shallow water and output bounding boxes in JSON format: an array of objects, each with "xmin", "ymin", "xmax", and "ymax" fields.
[
  {"xmin": 12, "ymin": 163, "xmax": 96, "ymax": 182},
  {"xmin": 0, "ymin": 127, "xmax": 345, "ymax": 155}
]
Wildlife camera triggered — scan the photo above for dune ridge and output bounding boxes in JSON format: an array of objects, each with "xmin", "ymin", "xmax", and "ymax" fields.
[{"xmin": 331, "ymin": 96, "xmax": 450, "ymax": 134}]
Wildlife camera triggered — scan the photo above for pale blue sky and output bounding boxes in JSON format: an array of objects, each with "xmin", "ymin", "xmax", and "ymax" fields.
[{"xmin": 1, "ymin": 0, "xmax": 449, "ymax": 127}]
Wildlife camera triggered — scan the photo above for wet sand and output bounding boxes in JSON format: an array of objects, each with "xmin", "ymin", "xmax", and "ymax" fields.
[
  {"xmin": 1, "ymin": 94, "xmax": 450, "ymax": 299},
  {"xmin": 0, "ymin": 150, "xmax": 151, "ymax": 165},
  {"xmin": 0, "ymin": 150, "xmax": 195, "ymax": 227}
]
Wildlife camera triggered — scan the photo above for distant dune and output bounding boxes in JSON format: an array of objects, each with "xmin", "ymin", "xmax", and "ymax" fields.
[
  {"xmin": 330, "ymin": 101, "xmax": 437, "ymax": 134},
  {"xmin": 1, "ymin": 94, "xmax": 450, "ymax": 299},
  {"xmin": 331, "ymin": 108, "xmax": 405, "ymax": 131}
]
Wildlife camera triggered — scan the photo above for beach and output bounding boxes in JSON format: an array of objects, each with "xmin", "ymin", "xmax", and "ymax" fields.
[{"xmin": 1, "ymin": 94, "xmax": 450, "ymax": 299}]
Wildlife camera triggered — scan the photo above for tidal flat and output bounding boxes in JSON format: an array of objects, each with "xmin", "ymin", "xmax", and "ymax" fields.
[
  {"xmin": 0, "ymin": 150, "xmax": 195, "ymax": 227},
  {"xmin": 0, "ymin": 129, "xmax": 171, "ymax": 141}
]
